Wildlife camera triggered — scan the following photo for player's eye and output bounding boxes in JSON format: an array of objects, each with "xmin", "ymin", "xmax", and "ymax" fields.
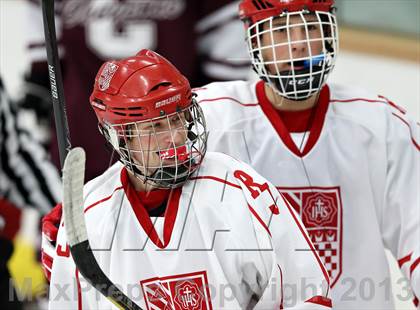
[
  {"xmin": 273, "ymin": 26, "xmax": 286, "ymax": 33},
  {"xmin": 137, "ymin": 123, "xmax": 155, "ymax": 135},
  {"xmin": 172, "ymin": 116, "xmax": 183, "ymax": 124},
  {"xmin": 141, "ymin": 124, "xmax": 153, "ymax": 131},
  {"xmin": 307, "ymin": 24, "xmax": 318, "ymax": 31}
]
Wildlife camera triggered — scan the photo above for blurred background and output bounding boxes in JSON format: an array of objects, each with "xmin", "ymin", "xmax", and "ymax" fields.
[{"xmin": 0, "ymin": 0, "xmax": 418, "ymax": 309}]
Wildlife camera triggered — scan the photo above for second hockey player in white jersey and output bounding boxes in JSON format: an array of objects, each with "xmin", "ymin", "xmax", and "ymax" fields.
[
  {"xmin": 196, "ymin": 0, "xmax": 420, "ymax": 309},
  {"xmin": 48, "ymin": 50, "xmax": 332, "ymax": 309}
]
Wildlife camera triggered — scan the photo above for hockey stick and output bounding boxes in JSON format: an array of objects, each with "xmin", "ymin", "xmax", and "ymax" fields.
[
  {"xmin": 42, "ymin": 1, "xmax": 142, "ymax": 309},
  {"xmin": 41, "ymin": 0, "xmax": 71, "ymax": 166},
  {"xmin": 63, "ymin": 147, "xmax": 142, "ymax": 310}
]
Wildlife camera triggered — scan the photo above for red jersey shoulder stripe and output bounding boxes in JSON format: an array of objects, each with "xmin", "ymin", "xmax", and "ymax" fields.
[
  {"xmin": 198, "ymin": 97, "xmax": 259, "ymax": 107},
  {"xmin": 192, "ymin": 87, "xmax": 208, "ymax": 91},
  {"xmin": 247, "ymin": 203, "xmax": 271, "ymax": 237},
  {"xmin": 378, "ymin": 95, "xmax": 407, "ymax": 114},
  {"xmin": 398, "ymin": 252, "xmax": 412, "ymax": 268},
  {"xmin": 191, "ymin": 175, "xmax": 275, "ymax": 237},
  {"xmin": 331, "ymin": 95, "xmax": 408, "ymax": 115},
  {"xmin": 392, "ymin": 113, "xmax": 420, "ymax": 151},
  {"xmin": 190, "ymin": 175, "xmax": 241, "ymax": 189},
  {"xmin": 84, "ymin": 186, "xmax": 124, "ymax": 214},
  {"xmin": 410, "ymin": 256, "xmax": 420, "ymax": 277},
  {"xmin": 330, "ymin": 97, "xmax": 387, "ymax": 104}
]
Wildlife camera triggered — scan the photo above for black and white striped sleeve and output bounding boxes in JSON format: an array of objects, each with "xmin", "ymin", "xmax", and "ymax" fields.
[{"xmin": 0, "ymin": 78, "xmax": 61, "ymax": 214}]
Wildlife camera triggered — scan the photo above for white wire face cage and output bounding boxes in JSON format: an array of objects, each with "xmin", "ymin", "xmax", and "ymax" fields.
[
  {"xmin": 246, "ymin": 10, "xmax": 339, "ymax": 100},
  {"xmin": 100, "ymin": 100, "xmax": 207, "ymax": 189}
]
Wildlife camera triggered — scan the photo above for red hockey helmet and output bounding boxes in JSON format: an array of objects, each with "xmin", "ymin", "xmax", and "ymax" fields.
[
  {"xmin": 239, "ymin": 0, "xmax": 335, "ymax": 25},
  {"xmin": 90, "ymin": 49, "xmax": 192, "ymax": 125},
  {"xmin": 239, "ymin": 0, "xmax": 338, "ymax": 100},
  {"xmin": 90, "ymin": 50, "xmax": 207, "ymax": 189}
]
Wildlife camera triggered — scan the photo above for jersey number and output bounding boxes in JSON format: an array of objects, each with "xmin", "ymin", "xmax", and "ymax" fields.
[{"xmin": 233, "ymin": 170, "xmax": 279, "ymax": 215}]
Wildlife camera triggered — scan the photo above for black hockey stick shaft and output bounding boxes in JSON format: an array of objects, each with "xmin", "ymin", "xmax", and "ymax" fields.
[
  {"xmin": 42, "ymin": 0, "xmax": 71, "ymax": 167},
  {"xmin": 42, "ymin": 3, "xmax": 143, "ymax": 309}
]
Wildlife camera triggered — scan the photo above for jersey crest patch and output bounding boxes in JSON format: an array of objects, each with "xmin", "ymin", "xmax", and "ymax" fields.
[
  {"xmin": 279, "ymin": 187, "xmax": 343, "ymax": 287},
  {"xmin": 141, "ymin": 271, "xmax": 212, "ymax": 310},
  {"xmin": 98, "ymin": 62, "xmax": 119, "ymax": 91}
]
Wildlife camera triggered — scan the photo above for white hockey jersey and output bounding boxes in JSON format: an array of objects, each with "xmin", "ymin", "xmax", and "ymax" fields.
[
  {"xmin": 196, "ymin": 80, "xmax": 420, "ymax": 309},
  {"xmin": 49, "ymin": 152, "xmax": 331, "ymax": 310}
]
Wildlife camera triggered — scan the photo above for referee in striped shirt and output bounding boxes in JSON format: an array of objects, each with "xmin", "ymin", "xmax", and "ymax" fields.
[{"xmin": 0, "ymin": 75, "xmax": 61, "ymax": 309}]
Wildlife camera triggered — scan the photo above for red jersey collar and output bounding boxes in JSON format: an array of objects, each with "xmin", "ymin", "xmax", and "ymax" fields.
[
  {"xmin": 276, "ymin": 107, "xmax": 316, "ymax": 133},
  {"xmin": 120, "ymin": 168, "xmax": 181, "ymax": 249},
  {"xmin": 256, "ymin": 80, "xmax": 330, "ymax": 157}
]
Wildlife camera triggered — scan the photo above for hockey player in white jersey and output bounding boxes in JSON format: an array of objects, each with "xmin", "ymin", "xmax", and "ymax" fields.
[
  {"xmin": 48, "ymin": 49, "xmax": 332, "ymax": 309},
  {"xmin": 194, "ymin": 0, "xmax": 420, "ymax": 309}
]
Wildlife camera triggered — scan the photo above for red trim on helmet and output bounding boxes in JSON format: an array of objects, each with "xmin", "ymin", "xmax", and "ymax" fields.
[
  {"xmin": 90, "ymin": 49, "xmax": 192, "ymax": 125},
  {"xmin": 239, "ymin": 0, "xmax": 335, "ymax": 24}
]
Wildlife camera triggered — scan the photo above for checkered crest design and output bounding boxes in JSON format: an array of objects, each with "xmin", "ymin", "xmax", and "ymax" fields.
[
  {"xmin": 279, "ymin": 187, "xmax": 343, "ymax": 286},
  {"xmin": 141, "ymin": 271, "xmax": 212, "ymax": 310}
]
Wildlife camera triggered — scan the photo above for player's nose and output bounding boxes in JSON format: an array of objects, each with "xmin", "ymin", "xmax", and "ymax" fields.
[
  {"xmin": 289, "ymin": 27, "xmax": 307, "ymax": 53},
  {"xmin": 161, "ymin": 128, "xmax": 186, "ymax": 148}
]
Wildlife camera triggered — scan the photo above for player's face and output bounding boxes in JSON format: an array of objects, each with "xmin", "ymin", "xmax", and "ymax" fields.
[
  {"xmin": 126, "ymin": 112, "xmax": 189, "ymax": 177},
  {"xmin": 259, "ymin": 13, "xmax": 323, "ymax": 73}
]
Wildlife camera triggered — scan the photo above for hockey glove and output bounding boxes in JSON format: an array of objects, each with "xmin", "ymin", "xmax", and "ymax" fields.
[{"xmin": 41, "ymin": 203, "xmax": 62, "ymax": 282}]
